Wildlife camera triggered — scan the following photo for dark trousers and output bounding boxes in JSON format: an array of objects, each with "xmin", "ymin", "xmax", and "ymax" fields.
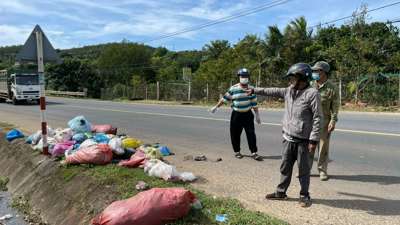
[
  {"xmin": 230, "ymin": 110, "xmax": 258, "ymax": 153},
  {"xmin": 277, "ymin": 140, "xmax": 310, "ymax": 196}
]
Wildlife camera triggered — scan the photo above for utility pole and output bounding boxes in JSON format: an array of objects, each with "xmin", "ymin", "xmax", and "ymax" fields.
[{"xmin": 36, "ymin": 30, "xmax": 49, "ymax": 155}]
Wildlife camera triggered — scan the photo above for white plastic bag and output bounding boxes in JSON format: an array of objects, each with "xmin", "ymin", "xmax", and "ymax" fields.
[
  {"xmin": 145, "ymin": 160, "xmax": 179, "ymax": 181},
  {"xmin": 54, "ymin": 128, "xmax": 73, "ymax": 143},
  {"xmin": 79, "ymin": 139, "xmax": 97, "ymax": 149},
  {"xmin": 108, "ymin": 137, "xmax": 124, "ymax": 155},
  {"xmin": 179, "ymin": 172, "xmax": 197, "ymax": 182}
]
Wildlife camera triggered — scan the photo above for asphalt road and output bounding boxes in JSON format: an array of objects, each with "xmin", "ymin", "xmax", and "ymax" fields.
[{"xmin": 0, "ymin": 97, "xmax": 400, "ymax": 225}]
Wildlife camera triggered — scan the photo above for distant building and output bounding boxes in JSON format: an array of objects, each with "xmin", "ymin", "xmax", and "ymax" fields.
[{"xmin": 0, "ymin": 70, "xmax": 7, "ymax": 77}]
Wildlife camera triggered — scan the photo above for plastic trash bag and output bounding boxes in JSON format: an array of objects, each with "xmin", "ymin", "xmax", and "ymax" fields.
[
  {"xmin": 94, "ymin": 133, "xmax": 110, "ymax": 144},
  {"xmin": 108, "ymin": 137, "xmax": 124, "ymax": 155},
  {"xmin": 68, "ymin": 116, "xmax": 91, "ymax": 134},
  {"xmin": 144, "ymin": 147, "xmax": 162, "ymax": 160},
  {"xmin": 79, "ymin": 139, "xmax": 97, "ymax": 149},
  {"xmin": 179, "ymin": 172, "xmax": 197, "ymax": 182},
  {"xmin": 159, "ymin": 146, "xmax": 171, "ymax": 156},
  {"xmin": 91, "ymin": 124, "xmax": 117, "ymax": 135},
  {"xmin": 118, "ymin": 150, "xmax": 146, "ymax": 168},
  {"xmin": 26, "ymin": 126, "xmax": 55, "ymax": 145},
  {"xmin": 6, "ymin": 129, "xmax": 24, "ymax": 142},
  {"xmin": 33, "ymin": 137, "xmax": 57, "ymax": 152},
  {"xmin": 72, "ymin": 133, "xmax": 87, "ymax": 144},
  {"xmin": 144, "ymin": 159, "xmax": 180, "ymax": 181},
  {"xmin": 91, "ymin": 188, "xmax": 196, "ymax": 225},
  {"xmin": 65, "ymin": 144, "xmax": 113, "ymax": 165},
  {"xmin": 50, "ymin": 141, "xmax": 74, "ymax": 157},
  {"xmin": 54, "ymin": 128, "xmax": 73, "ymax": 143},
  {"xmin": 26, "ymin": 131, "xmax": 41, "ymax": 145},
  {"xmin": 122, "ymin": 138, "xmax": 142, "ymax": 149}
]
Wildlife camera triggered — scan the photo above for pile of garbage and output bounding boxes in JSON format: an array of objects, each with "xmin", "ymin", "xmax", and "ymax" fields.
[{"xmin": 23, "ymin": 115, "xmax": 196, "ymax": 182}]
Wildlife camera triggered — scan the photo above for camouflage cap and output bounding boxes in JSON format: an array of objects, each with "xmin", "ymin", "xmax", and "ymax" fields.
[{"xmin": 312, "ymin": 61, "xmax": 330, "ymax": 73}]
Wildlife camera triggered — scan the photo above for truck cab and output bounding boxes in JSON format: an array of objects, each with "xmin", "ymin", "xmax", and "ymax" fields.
[{"xmin": 7, "ymin": 73, "xmax": 40, "ymax": 104}]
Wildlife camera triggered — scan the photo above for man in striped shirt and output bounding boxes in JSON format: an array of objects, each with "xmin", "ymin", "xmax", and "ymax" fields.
[{"xmin": 210, "ymin": 68, "xmax": 262, "ymax": 161}]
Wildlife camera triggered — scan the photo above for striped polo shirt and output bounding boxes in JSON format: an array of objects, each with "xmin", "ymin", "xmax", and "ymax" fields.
[{"xmin": 223, "ymin": 83, "xmax": 258, "ymax": 112}]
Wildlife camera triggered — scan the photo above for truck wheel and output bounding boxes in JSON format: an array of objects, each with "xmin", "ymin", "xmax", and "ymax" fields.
[{"xmin": 12, "ymin": 96, "xmax": 19, "ymax": 105}]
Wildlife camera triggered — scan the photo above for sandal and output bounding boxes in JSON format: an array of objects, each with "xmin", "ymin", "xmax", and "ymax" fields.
[
  {"xmin": 235, "ymin": 152, "xmax": 243, "ymax": 159},
  {"xmin": 252, "ymin": 153, "xmax": 263, "ymax": 161}
]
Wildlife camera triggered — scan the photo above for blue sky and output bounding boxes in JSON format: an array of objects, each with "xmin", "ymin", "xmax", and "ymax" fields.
[{"xmin": 0, "ymin": 0, "xmax": 399, "ymax": 50}]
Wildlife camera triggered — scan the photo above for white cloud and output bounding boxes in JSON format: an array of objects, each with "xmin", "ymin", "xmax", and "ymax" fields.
[
  {"xmin": 180, "ymin": 0, "xmax": 250, "ymax": 20},
  {"xmin": 0, "ymin": 25, "xmax": 32, "ymax": 46},
  {"xmin": 0, "ymin": 0, "xmax": 41, "ymax": 16}
]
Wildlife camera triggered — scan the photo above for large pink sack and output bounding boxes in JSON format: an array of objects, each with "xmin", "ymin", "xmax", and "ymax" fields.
[
  {"xmin": 91, "ymin": 124, "xmax": 117, "ymax": 135},
  {"xmin": 92, "ymin": 188, "xmax": 196, "ymax": 225},
  {"xmin": 118, "ymin": 150, "xmax": 146, "ymax": 168},
  {"xmin": 65, "ymin": 144, "xmax": 113, "ymax": 165}
]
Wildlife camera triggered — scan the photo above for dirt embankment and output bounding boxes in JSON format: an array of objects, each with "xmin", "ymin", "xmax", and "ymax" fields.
[{"xmin": 0, "ymin": 133, "xmax": 117, "ymax": 225}]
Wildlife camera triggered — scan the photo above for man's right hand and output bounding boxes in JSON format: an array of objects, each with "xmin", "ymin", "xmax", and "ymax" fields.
[{"xmin": 210, "ymin": 106, "xmax": 218, "ymax": 114}]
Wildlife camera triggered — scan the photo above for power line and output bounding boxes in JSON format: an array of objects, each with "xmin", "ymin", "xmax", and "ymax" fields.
[
  {"xmin": 309, "ymin": 1, "xmax": 400, "ymax": 29},
  {"xmin": 143, "ymin": 0, "xmax": 293, "ymax": 43}
]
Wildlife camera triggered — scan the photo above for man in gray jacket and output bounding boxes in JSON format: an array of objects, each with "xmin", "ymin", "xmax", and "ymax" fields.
[{"xmin": 248, "ymin": 63, "xmax": 322, "ymax": 207}]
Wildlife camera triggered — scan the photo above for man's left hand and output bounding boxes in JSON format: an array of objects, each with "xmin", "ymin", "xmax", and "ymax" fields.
[
  {"xmin": 328, "ymin": 122, "xmax": 335, "ymax": 133},
  {"xmin": 308, "ymin": 143, "xmax": 317, "ymax": 152}
]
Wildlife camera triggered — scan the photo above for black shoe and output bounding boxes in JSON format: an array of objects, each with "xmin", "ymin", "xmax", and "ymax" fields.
[
  {"xmin": 235, "ymin": 152, "xmax": 243, "ymax": 159},
  {"xmin": 251, "ymin": 153, "xmax": 263, "ymax": 161},
  {"xmin": 265, "ymin": 192, "xmax": 287, "ymax": 200},
  {"xmin": 299, "ymin": 195, "xmax": 312, "ymax": 208}
]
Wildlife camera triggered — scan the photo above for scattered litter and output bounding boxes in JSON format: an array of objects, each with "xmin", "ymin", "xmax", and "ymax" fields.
[
  {"xmin": 159, "ymin": 146, "xmax": 171, "ymax": 156},
  {"xmin": 145, "ymin": 159, "xmax": 196, "ymax": 182},
  {"xmin": 6, "ymin": 129, "xmax": 24, "ymax": 142},
  {"xmin": 91, "ymin": 188, "xmax": 196, "ymax": 225},
  {"xmin": 179, "ymin": 172, "xmax": 197, "ymax": 182},
  {"xmin": 214, "ymin": 158, "xmax": 223, "ymax": 162},
  {"xmin": 183, "ymin": 155, "xmax": 194, "ymax": 161},
  {"xmin": 0, "ymin": 214, "xmax": 13, "ymax": 221},
  {"xmin": 215, "ymin": 214, "xmax": 228, "ymax": 223},
  {"xmin": 68, "ymin": 116, "xmax": 91, "ymax": 134},
  {"xmin": 145, "ymin": 159, "xmax": 179, "ymax": 181},
  {"xmin": 135, "ymin": 181, "xmax": 149, "ymax": 191},
  {"xmin": 194, "ymin": 155, "xmax": 207, "ymax": 161}
]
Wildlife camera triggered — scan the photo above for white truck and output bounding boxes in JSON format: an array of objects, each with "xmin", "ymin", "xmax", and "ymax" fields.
[{"xmin": 0, "ymin": 69, "xmax": 40, "ymax": 105}]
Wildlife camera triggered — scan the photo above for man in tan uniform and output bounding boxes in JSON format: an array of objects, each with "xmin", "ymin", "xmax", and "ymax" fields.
[{"xmin": 310, "ymin": 61, "xmax": 339, "ymax": 181}]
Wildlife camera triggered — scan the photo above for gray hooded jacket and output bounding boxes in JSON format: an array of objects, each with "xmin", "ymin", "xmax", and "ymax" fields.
[{"xmin": 255, "ymin": 86, "xmax": 322, "ymax": 142}]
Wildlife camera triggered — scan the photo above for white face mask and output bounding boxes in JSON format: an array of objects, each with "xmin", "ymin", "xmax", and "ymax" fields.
[{"xmin": 240, "ymin": 77, "xmax": 249, "ymax": 85}]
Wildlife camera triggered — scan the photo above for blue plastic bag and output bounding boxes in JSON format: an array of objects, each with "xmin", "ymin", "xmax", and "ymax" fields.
[
  {"xmin": 6, "ymin": 129, "xmax": 24, "ymax": 142},
  {"xmin": 159, "ymin": 146, "xmax": 171, "ymax": 156},
  {"xmin": 94, "ymin": 133, "xmax": 110, "ymax": 144},
  {"xmin": 215, "ymin": 214, "xmax": 228, "ymax": 222},
  {"xmin": 68, "ymin": 116, "xmax": 91, "ymax": 134},
  {"xmin": 72, "ymin": 133, "xmax": 87, "ymax": 144}
]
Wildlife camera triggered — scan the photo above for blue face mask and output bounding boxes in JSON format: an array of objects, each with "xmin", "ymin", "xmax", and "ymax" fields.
[{"xmin": 312, "ymin": 72, "xmax": 320, "ymax": 81}]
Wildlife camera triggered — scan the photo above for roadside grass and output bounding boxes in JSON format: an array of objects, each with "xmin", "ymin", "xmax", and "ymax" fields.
[
  {"xmin": 60, "ymin": 164, "xmax": 288, "ymax": 225},
  {"xmin": 0, "ymin": 176, "xmax": 9, "ymax": 191}
]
